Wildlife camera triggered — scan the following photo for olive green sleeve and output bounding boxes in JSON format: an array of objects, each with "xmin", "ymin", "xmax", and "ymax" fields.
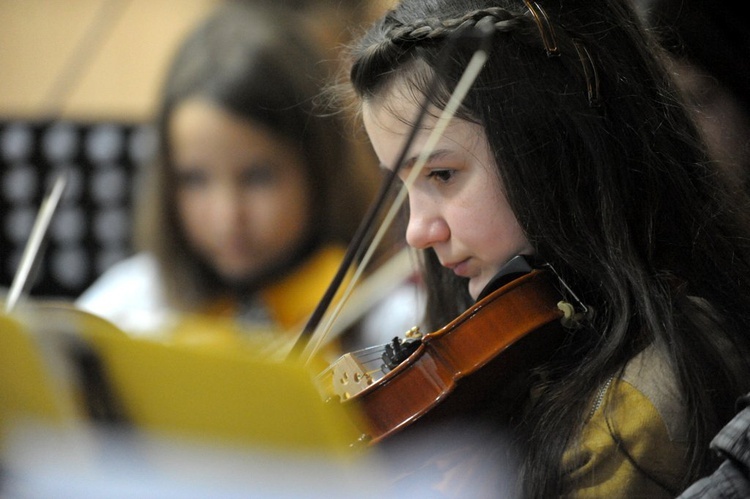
[{"xmin": 562, "ymin": 347, "xmax": 690, "ymax": 498}]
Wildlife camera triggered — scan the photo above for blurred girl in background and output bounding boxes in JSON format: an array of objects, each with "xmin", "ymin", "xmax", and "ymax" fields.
[{"xmin": 78, "ymin": 1, "xmax": 423, "ymax": 355}]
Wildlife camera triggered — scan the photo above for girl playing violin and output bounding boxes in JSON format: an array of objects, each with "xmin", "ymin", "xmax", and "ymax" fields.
[
  {"xmin": 343, "ymin": 0, "xmax": 750, "ymax": 496},
  {"xmin": 77, "ymin": 2, "xmax": 422, "ymax": 352}
]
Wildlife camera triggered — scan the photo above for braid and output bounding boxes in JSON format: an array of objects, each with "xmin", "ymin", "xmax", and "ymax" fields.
[
  {"xmin": 385, "ymin": 7, "xmax": 526, "ymax": 44},
  {"xmin": 352, "ymin": 7, "xmax": 531, "ymax": 96},
  {"xmin": 352, "ymin": 3, "xmax": 601, "ymax": 106}
]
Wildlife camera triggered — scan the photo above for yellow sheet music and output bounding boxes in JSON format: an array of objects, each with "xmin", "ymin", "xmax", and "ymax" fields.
[{"xmin": 0, "ymin": 301, "xmax": 364, "ymax": 455}]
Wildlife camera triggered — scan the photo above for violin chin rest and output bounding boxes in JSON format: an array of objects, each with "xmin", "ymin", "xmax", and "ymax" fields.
[{"xmin": 476, "ymin": 255, "xmax": 534, "ymax": 301}]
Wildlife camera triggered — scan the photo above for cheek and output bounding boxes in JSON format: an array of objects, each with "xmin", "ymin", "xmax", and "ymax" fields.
[
  {"xmin": 465, "ymin": 189, "xmax": 528, "ymax": 254},
  {"xmin": 277, "ymin": 182, "xmax": 313, "ymax": 232},
  {"xmin": 176, "ymin": 191, "xmax": 209, "ymax": 238},
  {"xmin": 249, "ymin": 177, "xmax": 312, "ymax": 240}
]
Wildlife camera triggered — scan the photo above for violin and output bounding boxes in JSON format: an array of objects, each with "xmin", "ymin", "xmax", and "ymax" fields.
[{"xmin": 318, "ymin": 256, "xmax": 578, "ymax": 445}]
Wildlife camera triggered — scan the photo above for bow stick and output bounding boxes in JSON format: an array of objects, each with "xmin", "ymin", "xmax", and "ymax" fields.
[
  {"xmin": 5, "ymin": 174, "xmax": 67, "ymax": 313},
  {"xmin": 291, "ymin": 20, "xmax": 497, "ymax": 364}
]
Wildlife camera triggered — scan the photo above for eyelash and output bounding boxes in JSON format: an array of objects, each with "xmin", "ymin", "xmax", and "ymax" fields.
[{"xmin": 427, "ymin": 169, "xmax": 455, "ymax": 183}]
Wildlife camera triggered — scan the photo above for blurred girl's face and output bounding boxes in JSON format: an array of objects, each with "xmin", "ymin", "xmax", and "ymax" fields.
[
  {"xmin": 362, "ymin": 89, "xmax": 533, "ymax": 300},
  {"xmin": 169, "ymin": 98, "xmax": 312, "ymax": 283},
  {"xmin": 670, "ymin": 59, "xmax": 750, "ymax": 185}
]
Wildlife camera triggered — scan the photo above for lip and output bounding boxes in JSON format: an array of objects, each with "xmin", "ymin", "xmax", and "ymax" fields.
[{"xmin": 443, "ymin": 258, "xmax": 471, "ymax": 277}]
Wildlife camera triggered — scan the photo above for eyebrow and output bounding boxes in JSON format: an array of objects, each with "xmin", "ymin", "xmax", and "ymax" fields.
[{"xmin": 379, "ymin": 148, "xmax": 455, "ymax": 172}]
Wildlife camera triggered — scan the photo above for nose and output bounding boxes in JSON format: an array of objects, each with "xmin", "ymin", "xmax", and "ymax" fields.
[
  {"xmin": 210, "ymin": 186, "xmax": 244, "ymax": 232},
  {"xmin": 404, "ymin": 195, "xmax": 449, "ymax": 250}
]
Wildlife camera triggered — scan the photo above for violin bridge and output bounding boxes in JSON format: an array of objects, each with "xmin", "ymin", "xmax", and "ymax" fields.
[
  {"xmin": 316, "ymin": 344, "xmax": 386, "ymax": 400},
  {"xmin": 329, "ymin": 353, "xmax": 374, "ymax": 400}
]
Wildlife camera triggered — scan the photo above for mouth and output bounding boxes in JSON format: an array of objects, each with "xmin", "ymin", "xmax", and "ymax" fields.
[{"xmin": 443, "ymin": 258, "xmax": 471, "ymax": 277}]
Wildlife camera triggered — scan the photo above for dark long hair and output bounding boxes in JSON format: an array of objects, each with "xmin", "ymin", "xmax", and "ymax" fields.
[
  {"xmin": 347, "ymin": 0, "xmax": 750, "ymax": 496},
  {"xmin": 135, "ymin": 1, "xmax": 378, "ymax": 309}
]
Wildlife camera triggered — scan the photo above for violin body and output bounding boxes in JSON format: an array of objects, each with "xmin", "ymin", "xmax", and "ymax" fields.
[{"xmin": 323, "ymin": 266, "xmax": 567, "ymax": 445}]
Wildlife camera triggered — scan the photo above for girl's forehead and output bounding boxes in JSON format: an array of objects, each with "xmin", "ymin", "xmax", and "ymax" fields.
[
  {"xmin": 363, "ymin": 97, "xmax": 445, "ymax": 143},
  {"xmin": 362, "ymin": 95, "xmax": 418, "ymax": 129},
  {"xmin": 365, "ymin": 105, "xmax": 490, "ymax": 173}
]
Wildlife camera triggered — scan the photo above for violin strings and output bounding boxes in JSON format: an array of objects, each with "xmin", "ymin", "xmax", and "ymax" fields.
[{"xmin": 301, "ymin": 32, "xmax": 494, "ymax": 364}]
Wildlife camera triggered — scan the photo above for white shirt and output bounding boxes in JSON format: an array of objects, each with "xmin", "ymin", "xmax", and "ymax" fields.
[
  {"xmin": 76, "ymin": 253, "xmax": 175, "ymax": 338},
  {"xmin": 76, "ymin": 252, "xmax": 426, "ymax": 348}
]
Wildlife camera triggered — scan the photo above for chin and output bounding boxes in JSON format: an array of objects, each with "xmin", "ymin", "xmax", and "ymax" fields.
[
  {"xmin": 468, "ymin": 280, "xmax": 486, "ymax": 301},
  {"xmin": 213, "ymin": 264, "xmax": 256, "ymax": 282}
]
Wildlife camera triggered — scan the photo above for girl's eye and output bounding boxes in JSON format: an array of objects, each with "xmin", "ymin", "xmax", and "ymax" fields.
[
  {"xmin": 427, "ymin": 169, "xmax": 455, "ymax": 183},
  {"xmin": 239, "ymin": 163, "xmax": 277, "ymax": 186},
  {"xmin": 175, "ymin": 169, "xmax": 207, "ymax": 188}
]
